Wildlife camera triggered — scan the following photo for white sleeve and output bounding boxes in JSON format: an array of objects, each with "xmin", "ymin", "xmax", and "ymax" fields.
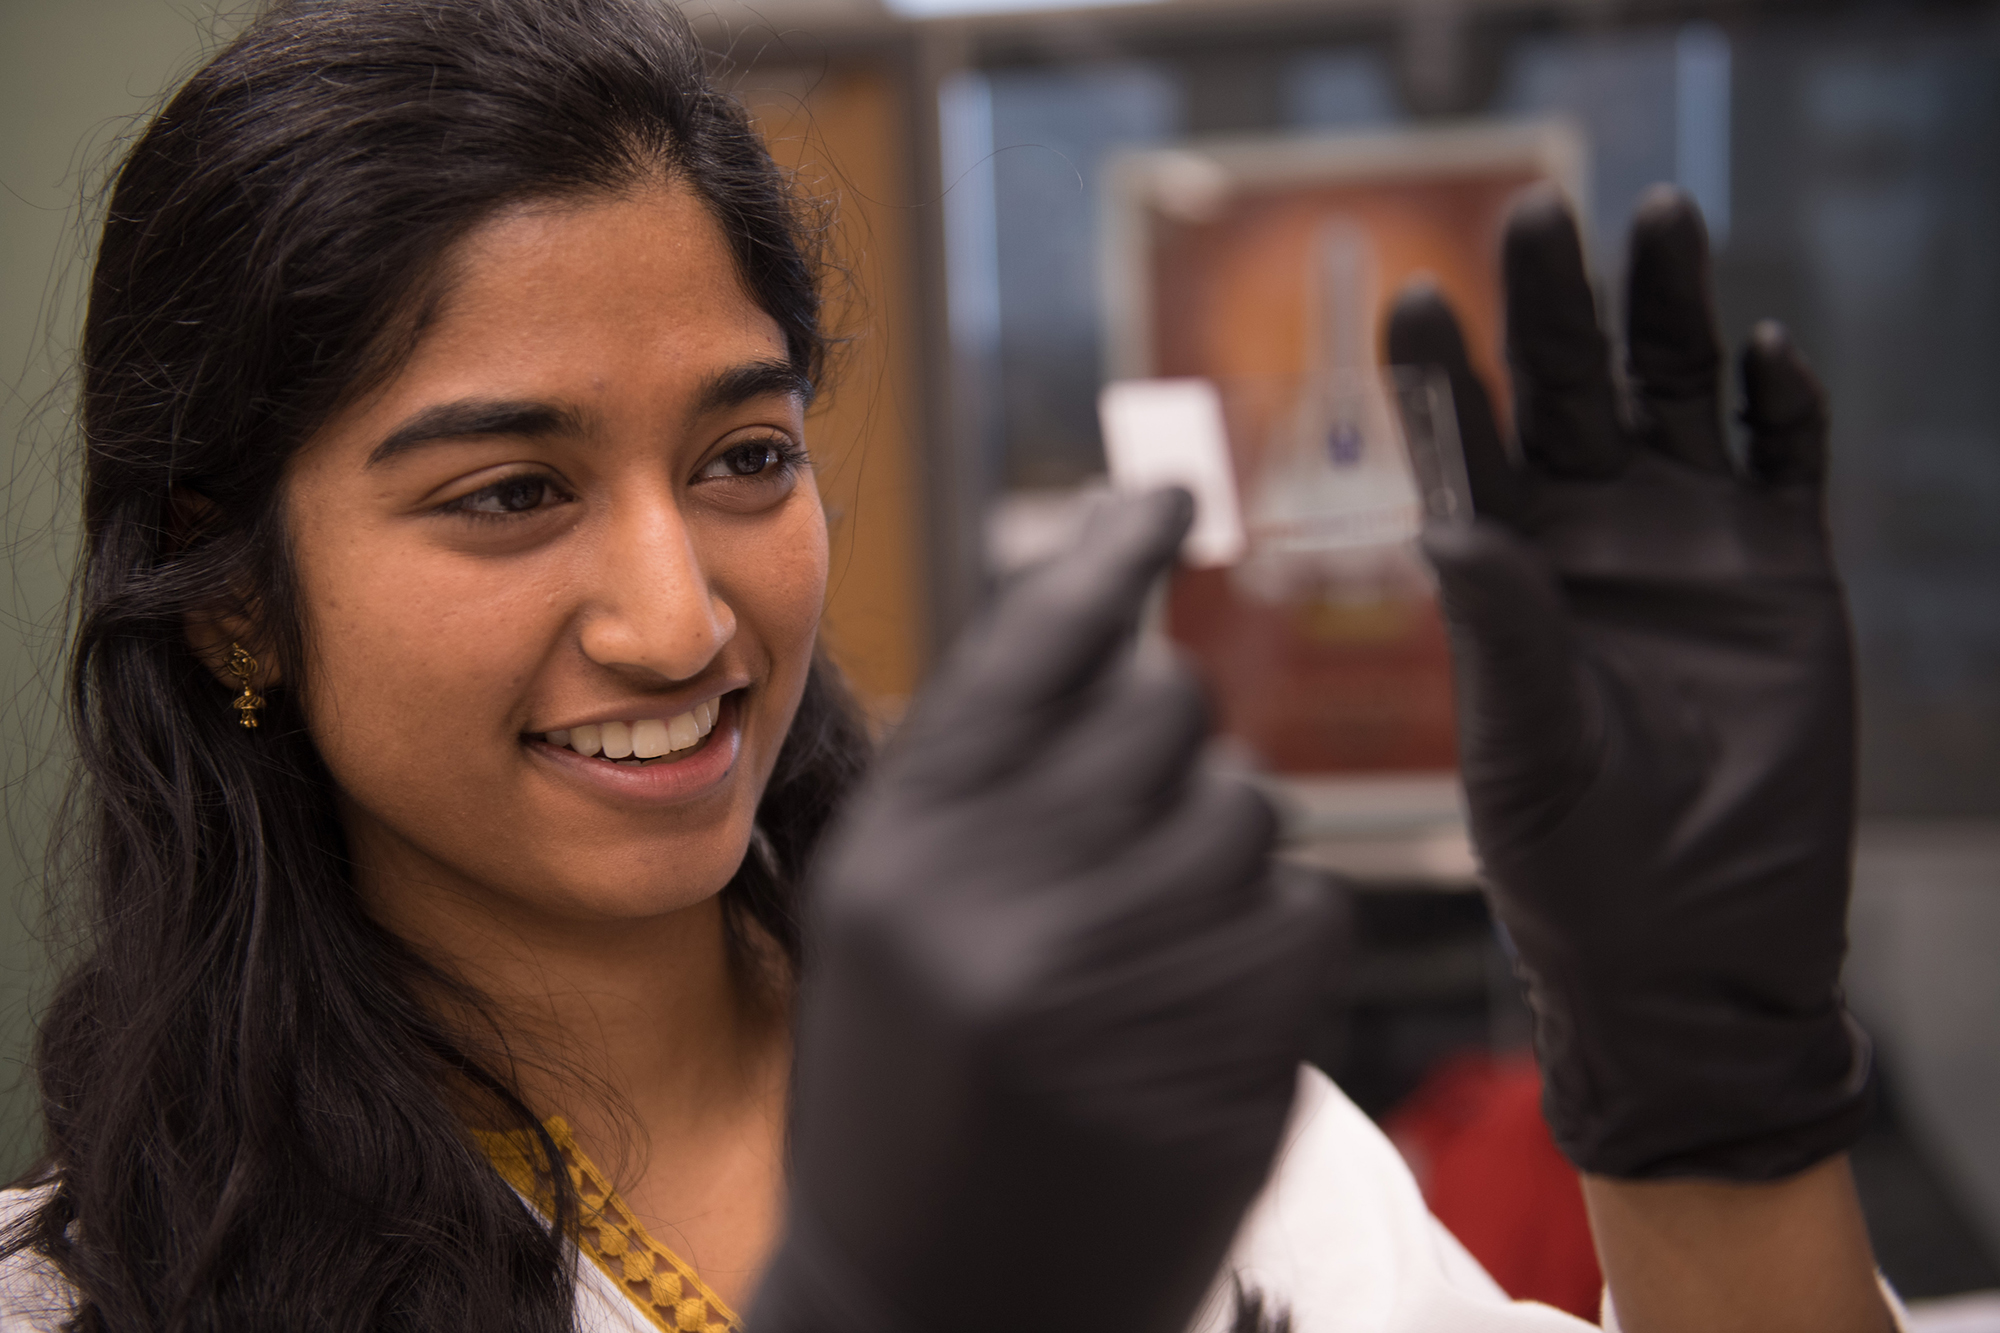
[
  {"xmin": 1186, "ymin": 1065, "xmax": 1596, "ymax": 1333},
  {"xmin": 0, "ymin": 1187, "xmax": 74, "ymax": 1333}
]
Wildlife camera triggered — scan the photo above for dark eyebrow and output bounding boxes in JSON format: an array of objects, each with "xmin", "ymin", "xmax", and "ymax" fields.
[
  {"xmin": 692, "ymin": 359, "xmax": 815, "ymax": 417},
  {"xmin": 363, "ymin": 362, "xmax": 809, "ymax": 468},
  {"xmin": 366, "ymin": 399, "xmax": 585, "ymax": 468}
]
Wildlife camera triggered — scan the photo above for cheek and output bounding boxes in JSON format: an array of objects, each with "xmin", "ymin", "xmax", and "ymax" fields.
[
  {"xmin": 760, "ymin": 493, "xmax": 831, "ymax": 652},
  {"xmin": 291, "ymin": 513, "xmax": 558, "ymax": 777},
  {"xmin": 712, "ymin": 489, "xmax": 829, "ymax": 719}
]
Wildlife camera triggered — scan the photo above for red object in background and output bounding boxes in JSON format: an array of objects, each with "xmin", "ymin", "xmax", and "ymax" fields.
[
  {"xmin": 1382, "ymin": 1053, "xmax": 1603, "ymax": 1321},
  {"xmin": 1168, "ymin": 563, "xmax": 1459, "ymax": 771}
]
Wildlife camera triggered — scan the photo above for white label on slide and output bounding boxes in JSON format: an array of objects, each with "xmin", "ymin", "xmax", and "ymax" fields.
[{"xmin": 1097, "ymin": 378, "xmax": 1246, "ymax": 568}]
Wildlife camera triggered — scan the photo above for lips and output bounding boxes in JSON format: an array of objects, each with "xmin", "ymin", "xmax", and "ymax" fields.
[{"xmin": 528, "ymin": 692, "xmax": 743, "ymax": 806}]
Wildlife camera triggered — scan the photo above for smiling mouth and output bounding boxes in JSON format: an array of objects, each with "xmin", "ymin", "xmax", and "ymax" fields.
[{"xmin": 535, "ymin": 696, "xmax": 726, "ymax": 766}]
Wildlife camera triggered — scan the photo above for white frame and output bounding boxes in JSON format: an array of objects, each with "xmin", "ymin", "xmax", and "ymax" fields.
[{"xmin": 1098, "ymin": 117, "xmax": 1589, "ymax": 381}]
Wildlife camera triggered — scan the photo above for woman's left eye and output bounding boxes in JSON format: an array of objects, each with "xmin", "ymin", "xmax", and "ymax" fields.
[{"xmin": 698, "ymin": 438, "xmax": 803, "ymax": 483}]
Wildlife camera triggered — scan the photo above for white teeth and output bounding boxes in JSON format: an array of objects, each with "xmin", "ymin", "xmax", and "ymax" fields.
[
  {"xmin": 631, "ymin": 718, "xmax": 671, "ymax": 759},
  {"xmin": 558, "ymin": 698, "xmax": 725, "ymax": 762}
]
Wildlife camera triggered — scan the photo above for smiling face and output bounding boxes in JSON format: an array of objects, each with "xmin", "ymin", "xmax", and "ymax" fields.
[{"xmin": 284, "ymin": 183, "xmax": 827, "ymax": 935}]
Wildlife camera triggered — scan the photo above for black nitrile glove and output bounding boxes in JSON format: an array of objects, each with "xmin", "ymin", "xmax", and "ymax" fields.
[
  {"xmin": 751, "ymin": 490, "xmax": 1338, "ymax": 1333},
  {"xmin": 1386, "ymin": 185, "xmax": 1871, "ymax": 1181}
]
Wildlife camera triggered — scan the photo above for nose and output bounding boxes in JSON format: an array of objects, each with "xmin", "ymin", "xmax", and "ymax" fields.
[{"xmin": 575, "ymin": 492, "xmax": 735, "ymax": 683}]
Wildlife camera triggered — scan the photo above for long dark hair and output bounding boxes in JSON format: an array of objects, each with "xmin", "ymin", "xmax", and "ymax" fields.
[{"xmin": 7, "ymin": 2, "xmax": 869, "ymax": 1329}]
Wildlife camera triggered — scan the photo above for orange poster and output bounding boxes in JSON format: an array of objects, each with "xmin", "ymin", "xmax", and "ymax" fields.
[{"xmin": 1103, "ymin": 122, "xmax": 1581, "ymax": 772}]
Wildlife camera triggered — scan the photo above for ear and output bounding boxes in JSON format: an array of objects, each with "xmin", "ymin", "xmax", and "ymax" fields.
[{"xmin": 173, "ymin": 487, "xmax": 283, "ymax": 692}]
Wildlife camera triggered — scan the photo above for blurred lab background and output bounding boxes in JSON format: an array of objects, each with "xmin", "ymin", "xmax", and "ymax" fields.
[{"xmin": 4, "ymin": 0, "xmax": 1997, "ymax": 1321}]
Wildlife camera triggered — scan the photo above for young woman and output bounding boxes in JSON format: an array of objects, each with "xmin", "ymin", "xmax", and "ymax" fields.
[
  {"xmin": 0, "ymin": 0, "xmax": 1901, "ymax": 1330},
  {"xmin": 4, "ymin": 2, "xmax": 863, "ymax": 1326}
]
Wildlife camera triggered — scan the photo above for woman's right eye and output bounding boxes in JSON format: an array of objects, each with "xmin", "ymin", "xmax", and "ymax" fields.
[{"xmin": 442, "ymin": 473, "xmax": 570, "ymax": 519}]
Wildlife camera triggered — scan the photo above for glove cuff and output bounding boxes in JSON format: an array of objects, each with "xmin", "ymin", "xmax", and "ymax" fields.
[
  {"xmin": 1531, "ymin": 980, "xmax": 1875, "ymax": 1181},
  {"xmin": 1593, "ymin": 1078, "xmax": 1875, "ymax": 1181}
]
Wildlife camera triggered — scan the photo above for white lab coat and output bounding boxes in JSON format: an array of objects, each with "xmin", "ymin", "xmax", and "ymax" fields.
[{"xmin": 0, "ymin": 1066, "xmax": 1909, "ymax": 1332}]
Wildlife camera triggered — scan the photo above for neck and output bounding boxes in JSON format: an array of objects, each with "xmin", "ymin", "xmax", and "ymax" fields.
[{"xmin": 359, "ymin": 859, "xmax": 791, "ymax": 1169}]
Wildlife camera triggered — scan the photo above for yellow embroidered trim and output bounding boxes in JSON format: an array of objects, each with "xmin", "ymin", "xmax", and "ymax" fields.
[{"xmin": 476, "ymin": 1118, "xmax": 740, "ymax": 1333}]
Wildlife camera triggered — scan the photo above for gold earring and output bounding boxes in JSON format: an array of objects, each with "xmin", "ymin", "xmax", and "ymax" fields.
[{"xmin": 226, "ymin": 643, "xmax": 265, "ymax": 729}]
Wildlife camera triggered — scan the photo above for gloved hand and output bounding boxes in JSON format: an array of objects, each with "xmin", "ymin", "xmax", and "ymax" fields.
[
  {"xmin": 1386, "ymin": 185, "xmax": 1871, "ymax": 1180},
  {"xmin": 750, "ymin": 490, "xmax": 1338, "ymax": 1333}
]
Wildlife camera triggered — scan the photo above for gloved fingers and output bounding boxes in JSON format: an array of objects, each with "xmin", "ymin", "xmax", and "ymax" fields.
[
  {"xmin": 1143, "ymin": 861, "xmax": 1342, "ymax": 1043},
  {"xmin": 1385, "ymin": 278, "xmax": 1526, "ymax": 527},
  {"xmin": 1057, "ymin": 863, "xmax": 1340, "ymax": 1133},
  {"xmin": 955, "ymin": 487, "xmax": 1190, "ymax": 706},
  {"xmin": 1503, "ymin": 186, "xmax": 1628, "ymax": 479},
  {"xmin": 1741, "ymin": 320, "xmax": 1829, "ymax": 487},
  {"xmin": 1058, "ymin": 852, "xmax": 1331, "ymax": 1023},
  {"xmin": 897, "ymin": 488, "xmax": 1193, "ymax": 787},
  {"xmin": 1421, "ymin": 520, "xmax": 1589, "ymax": 773},
  {"xmin": 1064, "ymin": 770, "xmax": 1279, "ymax": 957},
  {"xmin": 1004, "ymin": 645, "xmax": 1212, "ymax": 863},
  {"xmin": 820, "ymin": 651, "xmax": 1214, "ymax": 945},
  {"xmin": 1624, "ymin": 185, "xmax": 1732, "ymax": 475}
]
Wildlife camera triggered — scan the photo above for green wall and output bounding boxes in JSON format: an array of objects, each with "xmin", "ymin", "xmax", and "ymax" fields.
[{"xmin": 0, "ymin": 0, "xmax": 243, "ymax": 1176}]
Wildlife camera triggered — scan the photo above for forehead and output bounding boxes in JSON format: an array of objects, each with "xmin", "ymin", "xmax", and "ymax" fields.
[
  {"xmin": 290, "ymin": 183, "xmax": 798, "ymax": 478},
  {"xmin": 407, "ymin": 182, "xmax": 786, "ymax": 388}
]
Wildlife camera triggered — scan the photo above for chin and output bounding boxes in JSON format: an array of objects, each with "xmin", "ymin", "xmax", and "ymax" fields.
[{"xmin": 512, "ymin": 836, "xmax": 753, "ymax": 926}]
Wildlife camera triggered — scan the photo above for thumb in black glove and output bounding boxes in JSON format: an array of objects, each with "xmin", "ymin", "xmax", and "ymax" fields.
[
  {"xmin": 751, "ymin": 489, "xmax": 1340, "ymax": 1333},
  {"xmin": 1387, "ymin": 185, "xmax": 1870, "ymax": 1181}
]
